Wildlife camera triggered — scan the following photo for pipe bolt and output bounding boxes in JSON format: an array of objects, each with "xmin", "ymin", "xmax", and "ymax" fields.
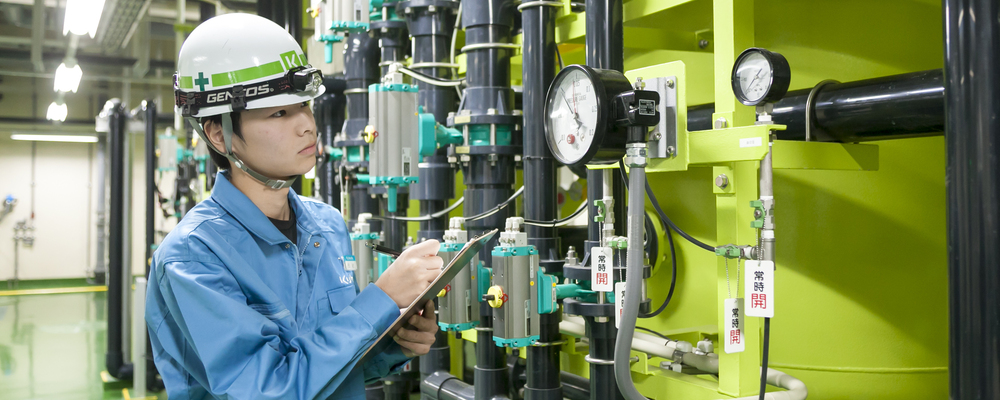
[{"xmin": 715, "ymin": 174, "xmax": 729, "ymax": 189}]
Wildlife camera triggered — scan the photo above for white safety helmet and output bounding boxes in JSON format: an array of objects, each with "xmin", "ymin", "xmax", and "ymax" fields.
[{"xmin": 174, "ymin": 13, "xmax": 326, "ymax": 189}]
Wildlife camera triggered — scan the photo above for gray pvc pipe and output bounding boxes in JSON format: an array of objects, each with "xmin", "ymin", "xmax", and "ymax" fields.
[{"xmin": 613, "ymin": 162, "xmax": 648, "ymax": 400}]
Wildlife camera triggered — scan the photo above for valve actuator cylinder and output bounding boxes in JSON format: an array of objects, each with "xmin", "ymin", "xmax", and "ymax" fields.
[
  {"xmin": 438, "ymin": 218, "xmax": 481, "ymax": 332},
  {"xmin": 349, "ymin": 213, "xmax": 379, "ymax": 288},
  {"xmin": 367, "ymin": 74, "xmax": 420, "ymax": 186},
  {"xmin": 490, "ymin": 217, "xmax": 542, "ymax": 348}
]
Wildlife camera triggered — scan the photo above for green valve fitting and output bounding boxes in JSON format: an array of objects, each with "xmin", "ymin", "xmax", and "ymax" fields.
[
  {"xmin": 750, "ymin": 200, "xmax": 766, "ymax": 229},
  {"xmin": 593, "ymin": 200, "xmax": 607, "ymax": 223},
  {"xmin": 610, "ymin": 237, "xmax": 628, "ymax": 249},
  {"xmin": 715, "ymin": 244, "xmax": 742, "ymax": 259},
  {"xmin": 418, "ymin": 107, "xmax": 464, "ymax": 157},
  {"xmin": 325, "ymin": 146, "xmax": 344, "ymax": 161}
]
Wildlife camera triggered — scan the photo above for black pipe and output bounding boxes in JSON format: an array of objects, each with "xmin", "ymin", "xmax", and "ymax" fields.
[
  {"xmin": 401, "ymin": 0, "xmax": 459, "ymax": 243},
  {"xmin": 422, "ymin": 371, "xmax": 476, "ymax": 400},
  {"xmin": 585, "ymin": 317, "xmax": 621, "ymax": 400},
  {"xmin": 686, "ymin": 69, "xmax": 945, "ymax": 142},
  {"xmin": 521, "ymin": 1, "xmax": 562, "ymax": 273},
  {"xmin": 583, "ymin": 2, "xmax": 625, "ymax": 398},
  {"xmin": 559, "ymin": 371, "xmax": 590, "ymax": 400},
  {"xmin": 944, "ymin": 0, "xmax": 1000, "ymax": 398},
  {"xmin": 476, "ymin": 301, "xmax": 510, "ymax": 400},
  {"xmin": 106, "ymin": 101, "xmax": 133, "ymax": 381},
  {"xmin": 340, "ymin": 32, "xmax": 382, "ymax": 231},
  {"xmin": 143, "ymin": 101, "xmax": 162, "ymax": 390},
  {"xmin": 525, "ymin": 313, "xmax": 562, "ymax": 400},
  {"xmin": 317, "ymin": 77, "xmax": 347, "ymax": 207}
]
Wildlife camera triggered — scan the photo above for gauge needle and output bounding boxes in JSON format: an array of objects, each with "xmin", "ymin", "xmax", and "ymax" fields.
[{"xmin": 747, "ymin": 68, "xmax": 763, "ymax": 92}]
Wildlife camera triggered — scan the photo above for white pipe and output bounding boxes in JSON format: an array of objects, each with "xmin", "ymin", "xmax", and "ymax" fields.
[{"xmin": 559, "ymin": 317, "xmax": 807, "ymax": 400}]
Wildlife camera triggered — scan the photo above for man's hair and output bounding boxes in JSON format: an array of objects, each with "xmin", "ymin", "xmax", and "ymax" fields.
[{"xmin": 199, "ymin": 112, "xmax": 243, "ymax": 170}]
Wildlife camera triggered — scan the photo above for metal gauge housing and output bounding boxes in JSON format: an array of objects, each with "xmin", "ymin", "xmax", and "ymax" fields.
[
  {"xmin": 731, "ymin": 48, "xmax": 791, "ymax": 106},
  {"xmin": 544, "ymin": 65, "xmax": 634, "ymax": 167}
]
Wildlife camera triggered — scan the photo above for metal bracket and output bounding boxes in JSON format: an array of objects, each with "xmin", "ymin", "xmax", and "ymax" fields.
[{"xmin": 647, "ymin": 76, "xmax": 678, "ymax": 158}]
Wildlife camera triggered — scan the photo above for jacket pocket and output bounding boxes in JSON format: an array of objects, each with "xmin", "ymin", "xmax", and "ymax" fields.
[{"xmin": 326, "ymin": 284, "xmax": 357, "ymax": 315}]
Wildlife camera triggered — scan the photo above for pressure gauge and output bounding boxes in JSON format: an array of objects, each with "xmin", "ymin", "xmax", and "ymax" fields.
[
  {"xmin": 543, "ymin": 65, "xmax": 633, "ymax": 167},
  {"xmin": 731, "ymin": 48, "xmax": 791, "ymax": 106}
]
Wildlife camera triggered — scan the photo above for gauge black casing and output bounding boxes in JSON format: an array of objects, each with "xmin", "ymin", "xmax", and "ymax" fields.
[
  {"xmin": 543, "ymin": 64, "xmax": 633, "ymax": 167},
  {"xmin": 731, "ymin": 48, "xmax": 791, "ymax": 106}
]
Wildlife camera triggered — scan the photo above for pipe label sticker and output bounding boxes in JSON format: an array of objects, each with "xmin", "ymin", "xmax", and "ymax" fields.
[
  {"xmin": 591, "ymin": 246, "xmax": 613, "ymax": 292},
  {"xmin": 724, "ymin": 298, "xmax": 745, "ymax": 353},
  {"xmin": 739, "ymin": 137, "xmax": 763, "ymax": 148},
  {"xmin": 343, "ymin": 255, "xmax": 358, "ymax": 271},
  {"xmin": 615, "ymin": 281, "xmax": 626, "ymax": 329},
  {"xmin": 744, "ymin": 260, "xmax": 774, "ymax": 318}
]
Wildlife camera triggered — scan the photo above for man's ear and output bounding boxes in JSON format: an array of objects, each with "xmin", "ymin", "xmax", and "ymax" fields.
[{"xmin": 203, "ymin": 119, "xmax": 227, "ymax": 155}]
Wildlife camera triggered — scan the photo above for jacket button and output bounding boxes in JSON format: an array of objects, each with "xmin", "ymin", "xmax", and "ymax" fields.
[
  {"xmin": 314, "ymin": 242, "xmax": 320, "ymax": 248},
  {"xmin": 285, "ymin": 244, "xmax": 290, "ymax": 249}
]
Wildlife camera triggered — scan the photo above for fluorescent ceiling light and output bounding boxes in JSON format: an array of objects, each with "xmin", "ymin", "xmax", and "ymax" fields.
[
  {"xmin": 63, "ymin": 0, "xmax": 107, "ymax": 38},
  {"xmin": 46, "ymin": 102, "xmax": 68, "ymax": 122},
  {"xmin": 54, "ymin": 62, "xmax": 83, "ymax": 93},
  {"xmin": 10, "ymin": 134, "xmax": 98, "ymax": 143}
]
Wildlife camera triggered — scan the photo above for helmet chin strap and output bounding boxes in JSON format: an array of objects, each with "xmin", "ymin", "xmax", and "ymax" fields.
[{"xmin": 186, "ymin": 113, "xmax": 297, "ymax": 190}]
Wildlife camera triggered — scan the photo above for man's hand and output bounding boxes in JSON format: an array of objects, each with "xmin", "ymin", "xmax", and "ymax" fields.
[
  {"xmin": 375, "ymin": 240, "xmax": 443, "ymax": 307},
  {"xmin": 394, "ymin": 300, "xmax": 439, "ymax": 358}
]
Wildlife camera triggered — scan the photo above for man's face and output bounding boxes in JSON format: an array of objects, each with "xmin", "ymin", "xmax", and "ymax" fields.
[{"xmin": 233, "ymin": 101, "xmax": 318, "ymax": 179}]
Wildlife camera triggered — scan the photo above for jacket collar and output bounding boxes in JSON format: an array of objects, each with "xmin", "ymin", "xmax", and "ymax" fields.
[{"xmin": 211, "ymin": 172, "xmax": 319, "ymax": 246}]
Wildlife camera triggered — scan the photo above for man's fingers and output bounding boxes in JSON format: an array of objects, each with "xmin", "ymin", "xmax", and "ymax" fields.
[
  {"xmin": 396, "ymin": 326, "xmax": 435, "ymax": 343},
  {"xmin": 408, "ymin": 311, "xmax": 438, "ymax": 332},
  {"xmin": 393, "ymin": 336, "xmax": 431, "ymax": 356}
]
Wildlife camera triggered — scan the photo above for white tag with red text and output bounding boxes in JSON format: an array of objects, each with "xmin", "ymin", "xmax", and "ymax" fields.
[
  {"xmin": 724, "ymin": 298, "xmax": 745, "ymax": 353},
  {"xmin": 591, "ymin": 246, "xmax": 613, "ymax": 292},
  {"xmin": 744, "ymin": 260, "xmax": 774, "ymax": 318},
  {"xmin": 615, "ymin": 281, "xmax": 626, "ymax": 329}
]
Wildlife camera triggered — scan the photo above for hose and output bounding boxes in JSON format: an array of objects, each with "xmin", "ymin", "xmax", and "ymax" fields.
[{"xmin": 613, "ymin": 159, "xmax": 648, "ymax": 400}]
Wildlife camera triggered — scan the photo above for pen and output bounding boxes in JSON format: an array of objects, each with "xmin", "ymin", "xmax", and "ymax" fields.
[{"xmin": 366, "ymin": 242, "xmax": 403, "ymax": 258}]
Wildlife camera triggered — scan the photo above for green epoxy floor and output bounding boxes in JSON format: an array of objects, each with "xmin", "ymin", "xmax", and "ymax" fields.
[{"xmin": 0, "ymin": 292, "xmax": 165, "ymax": 399}]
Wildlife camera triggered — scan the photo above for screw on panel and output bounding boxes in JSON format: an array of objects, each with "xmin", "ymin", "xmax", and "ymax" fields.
[
  {"xmin": 666, "ymin": 146, "xmax": 676, "ymax": 155},
  {"xmin": 666, "ymin": 79, "xmax": 675, "ymax": 89},
  {"xmin": 715, "ymin": 117, "xmax": 728, "ymax": 129},
  {"xmin": 715, "ymin": 174, "xmax": 729, "ymax": 189},
  {"xmin": 699, "ymin": 39, "xmax": 710, "ymax": 49}
]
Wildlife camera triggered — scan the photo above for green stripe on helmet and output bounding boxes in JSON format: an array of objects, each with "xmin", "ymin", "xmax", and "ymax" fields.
[
  {"xmin": 210, "ymin": 60, "xmax": 285, "ymax": 88},
  {"xmin": 178, "ymin": 76, "xmax": 194, "ymax": 89}
]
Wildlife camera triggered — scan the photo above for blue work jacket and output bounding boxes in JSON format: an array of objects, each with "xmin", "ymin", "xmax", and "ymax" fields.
[{"xmin": 146, "ymin": 172, "xmax": 410, "ymax": 400}]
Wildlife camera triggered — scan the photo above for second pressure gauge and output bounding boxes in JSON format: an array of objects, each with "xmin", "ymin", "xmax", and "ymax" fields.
[
  {"xmin": 544, "ymin": 65, "xmax": 633, "ymax": 167},
  {"xmin": 731, "ymin": 48, "xmax": 791, "ymax": 106}
]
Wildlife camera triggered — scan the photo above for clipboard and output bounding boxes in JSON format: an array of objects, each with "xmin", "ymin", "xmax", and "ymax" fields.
[{"xmin": 359, "ymin": 229, "xmax": 498, "ymax": 363}]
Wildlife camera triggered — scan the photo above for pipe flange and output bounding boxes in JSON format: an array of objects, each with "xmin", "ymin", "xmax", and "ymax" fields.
[
  {"xmin": 516, "ymin": 1, "xmax": 563, "ymax": 11},
  {"xmin": 343, "ymin": 88, "xmax": 370, "ymax": 95},
  {"xmin": 584, "ymin": 355, "xmax": 615, "ymax": 365},
  {"xmin": 804, "ymin": 79, "xmax": 839, "ymax": 142},
  {"xmin": 530, "ymin": 340, "xmax": 567, "ymax": 347}
]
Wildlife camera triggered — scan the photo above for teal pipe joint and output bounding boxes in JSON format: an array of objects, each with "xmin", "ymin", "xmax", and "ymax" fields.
[
  {"xmin": 467, "ymin": 124, "xmax": 512, "ymax": 146},
  {"xmin": 491, "ymin": 245, "xmax": 538, "ymax": 257},
  {"xmin": 369, "ymin": 176, "xmax": 419, "ymax": 212},
  {"xmin": 377, "ymin": 253, "xmax": 393, "ymax": 275},
  {"xmin": 351, "ymin": 232, "xmax": 380, "ymax": 241},
  {"xmin": 329, "ymin": 21, "xmax": 370, "ymax": 33},
  {"xmin": 493, "ymin": 335, "xmax": 539, "ymax": 348},
  {"xmin": 418, "ymin": 107, "xmax": 464, "ymax": 157},
  {"xmin": 369, "ymin": 83, "xmax": 419, "ymax": 93},
  {"xmin": 439, "ymin": 321, "xmax": 479, "ymax": 332},
  {"xmin": 537, "ymin": 271, "xmax": 559, "ymax": 314},
  {"xmin": 325, "ymin": 146, "xmax": 344, "ymax": 162}
]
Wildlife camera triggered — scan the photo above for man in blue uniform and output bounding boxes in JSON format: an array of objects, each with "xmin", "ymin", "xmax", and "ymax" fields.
[{"xmin": 146, "ymin": 13, "xmax": 440, "ymax": 399}]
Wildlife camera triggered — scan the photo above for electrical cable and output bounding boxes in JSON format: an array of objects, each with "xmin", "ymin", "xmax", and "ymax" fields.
[
  {"xmin": 523, "ymin": 200, "xmax": 588, "ymax": 227},
  {"xmin": 450, "ymin": 2, "xmax": 462, "ymax": 67},
  {"xmin": 397, "ymin": 66, "xmax": 466, "ymax": 87},
  {"xmin": 465, "ymin": 187, "xmax": 524, "ymax": 221},
  {"xmin": 634, "ymin": 326, "xmax": 672, "ymax": 341},
  {"xmin": 556, "ymin": 43, "xmax": 564, "ymax": 70},
  {"xmin": 375, "ymin": 197, "xmax": 466, "ymax": 222},
  {"xmin": 617, "ymin": 160, "xmax": 716, "ymax": 252},
  {"xmin": 617, "ymin": 160, "xmax": 677, "ymax": 318},
  {"xmin": 759, "ymin": 318, "xmax": 771, "ymax": 400}
]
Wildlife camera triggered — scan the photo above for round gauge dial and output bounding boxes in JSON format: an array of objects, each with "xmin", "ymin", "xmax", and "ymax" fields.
[
  {"xmin": 546, "ymin": 68, "xmax": 599, "ymax": 165},
  {"xmin": 543, "ymin": 65, "xmax": 632, "ymax": 167},
  {"xmin": 731, "ymin": 48, "xmax": 791, "ymax": 106}
]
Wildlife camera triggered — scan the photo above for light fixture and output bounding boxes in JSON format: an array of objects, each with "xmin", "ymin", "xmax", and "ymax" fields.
[
  {"xmin": 63, "ymin": 0, "xmax": 107, "ymax": 38},
  {"xmin": 10, "ymin": 134, "xmax": 98, "ymax": 143},
  {"xmin": 54, "ymin": 62, "xmax": 83, "ymax": 93},
  {"xmin": 46, "ymin": 101, "xmax": 68, "ymax": 122}
]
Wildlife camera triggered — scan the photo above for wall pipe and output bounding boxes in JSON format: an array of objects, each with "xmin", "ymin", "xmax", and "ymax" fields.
[
  {"xmin": 142, "ymin": 100, "xmax": 161, "ymax": 390},
  {"xmin": 398, "ymin": 1, "xmax": 460, "ymax": 389},
  {"xmin": 943, "ymin": 0, "xmax": 1000, "ymax": 398},
  {"xmin": 106, "ymin": 101, "xmax": 134, "ymax": 380},
  {"xmin": 558, "ymin": 317, "xmax": 807, "ymax": 400},
  {"xmin": 400, "ymin": 0, "xmax": 459, "ymax": 243},
  {"xmin": 520, "ymin": 2, "xmax": 563, "ymax": 400},
  {"xmin": 317, "ymin": 77, "xmax": 348, "ymax": 207},
  {"xmin": 582, "ymin": 1, "xmax": 625, "ymax": 400},
  {"xmin": 686, "ymin": 69, "xmax": 944, "ymax": 142},
  {"xmin": 339, "ymin": 32, "xmax": 383, "ymax": 230}
]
